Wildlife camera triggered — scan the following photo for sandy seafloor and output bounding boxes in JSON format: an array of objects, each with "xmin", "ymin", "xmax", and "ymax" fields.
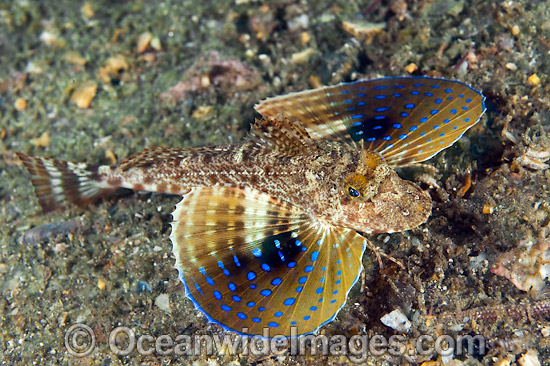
[{"xmin": 1, "ymin": 0, "xmax": 550, "ymax": 365}]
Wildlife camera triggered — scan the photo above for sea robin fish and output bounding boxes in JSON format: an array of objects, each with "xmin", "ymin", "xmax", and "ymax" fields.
[{"xmin": 17, "ymin": 76, "xmax": 486, "ymax": 338}]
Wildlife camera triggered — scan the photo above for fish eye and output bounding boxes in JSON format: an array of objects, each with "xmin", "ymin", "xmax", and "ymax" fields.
[{"xmin": 347, "ymin": 186, "xmax": 360, "ymax": 198}]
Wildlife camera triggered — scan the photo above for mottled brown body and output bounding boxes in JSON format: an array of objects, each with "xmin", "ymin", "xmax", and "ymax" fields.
[
  {"xmin": 94, "ymin": 118, "xmax": 430, "ymax": 235},
  {"xmin": 17, "ymin": 117, "xmax": 431, "ymax": 234}
]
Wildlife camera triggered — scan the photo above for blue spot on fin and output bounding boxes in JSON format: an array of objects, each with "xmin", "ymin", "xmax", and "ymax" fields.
[
  {"xmin": 255, "ymin": 76, "xmax": 485, "ymax": 167},
  {"xmin": 170, "ymin": 186, "xmax": 367, "ymax": 337}
]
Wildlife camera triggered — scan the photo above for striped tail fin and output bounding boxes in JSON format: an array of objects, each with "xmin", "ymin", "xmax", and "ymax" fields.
[{"xmin": 16, "ymin": 153, "xmax": 114, "ymax": 213}]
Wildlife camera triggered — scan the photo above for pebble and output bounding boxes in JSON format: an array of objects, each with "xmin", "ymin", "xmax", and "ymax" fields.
[
  {"xmin": 63, "ymin": 51, "xmax": 87, "ymax": 67},
  {"xmin": 192, "ymin": 105, "xmax": 213, "ymax": 119},
  {"xmin": 482, "ymin": 202, "xmax": 494, "ymax": 214},
  {"xmin": 97, "ymin": 279, "xmax": 106, "ymax": 290},
  {"xmin": 527, "ymin": 74, "xmax": 541, "ymax": 86},
  {"xmin": 309, "ymin": 75, "xmax": 322, "ymax": 89},
  {"xmin": 380, "ymin": 309, "xmax": 411, "ymax": 332},
  {"xmin": 495, "ymin": 358, "xmax": 513, "ymax": 366},
  {"xmin": 290, "ymin": 48, "xmax": 314, "ymax": 64},
  {"xmin": 137, "ymin": 280, "xmax": 152, "ymax": 294},
  {"xmin": 98, "ymin": 55, "xmax": 129, "ymax": 84},
  {"xmin": 136, "ymin": 32, "xmax": 153, "ymax": 54},
  {"xmin": 150, "ymin": 37, "xmax": 161, "ymax": 51},
  {"xmin": 155, "ymin": 294, "xmax": 172, "ymax": 313},
  {"xmin": 518, "ymin": 349, "xmax": 541, "ymax": 366},
  {"xmin": 287, "ymin": 14, "xmax": 309, "ymax": 32},
  {"xmin": 70, "ymin": 80, "xmax": 98, "ymax": 109},
  {"xmin": 405, "ymin": 63, "xmax": 418, "ymax": 74},
  {"xmin": 342, "ymin": 20, "xmax": 385, "ymax": 44},
  {"xmin": 14, "ymin": 98, "xmax": 27, "ymax": 111},
  {"xmin": 30, "ymin": 131, "xmax": 50, "ymax": 147},
  {"xmin": 300, "ymin": 31, "xmax": 311, "ymax": 45},
  {"xmin": 105, "ymin": 149, "xmax": 117, "ymax": 165},
  {"xmin": 81, "ymin": 2, "xmax": 94, "ymax": 18},
  {"xmin": 23, "ymin": 220, "xmax": 81, "ymax": 245},
  {"xmin": 25, "ymin": 61, "xmax": 44, "ymax": 75},
  {"xmin": 39, "ymin": 30, "xmax": 60, "ymax": 47},
  {"xmin": 505, "ymin": 62, "xmax": 517, "ymax": 71}
]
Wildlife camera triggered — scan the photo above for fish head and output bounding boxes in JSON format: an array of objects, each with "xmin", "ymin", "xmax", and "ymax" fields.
[{"xmin": 337, "ymin": 150, "xmax": 431, "ymax": 234}]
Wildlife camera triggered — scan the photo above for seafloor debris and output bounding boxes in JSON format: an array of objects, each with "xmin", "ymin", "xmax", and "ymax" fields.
[
  {"xmin": 14, "ymin": 97, "xmax": 26, "ymax": 111},
  {"xmin": 527, "ymin": 74, "xmax": 541, "ymax": 87},
  {"xmin": 503, "ymin": 122, "xmax": 550, "ymax": 171},
  {"xmin": 159, "ymin": 51, "xmax": 261, "ymax": 103},
  {"xmin": 135, "ymin": 31, "xmax": 161, "ymax": 54},
  {"xmin": 70, "ymin": 80, "xmax": 98, "ymax": 109},
  {"xmin": 29, "ymin": 131, "xmax": 50, "ymax": 147},
  {"xmin": 155, "ymin": 294, "xmax": 171, "ymax": 313},
  {"xmin": 440, "ymin": 298, "xmax": 550, "ymax": 326},
  {"xmin": 491, "ymin": 240, "xmax": 550, "ymax": 293},
  {"xmin": 513, "ymin": 147, "xmax": 550, "ymax": 171},
  {"xmin": 380, "ymin": 309, "xmax": 411, "ymax": 332},
  {"xmin": 341, "ymin": 20, "xmax": 385, "ymax": 45},
  {"xmin": 97, "ymin": 55, "xmax": 130, "ymax": 85},
  {"xmin": 22, "ymin": 220, "xmax": 82, "ymax": 245},
  {"xmin": 518, "ymin": 349, "xmax": 541, "ymax": 366}
]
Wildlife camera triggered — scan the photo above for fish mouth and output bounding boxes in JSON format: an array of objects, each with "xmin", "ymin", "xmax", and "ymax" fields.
[{"xmin": 370, "ymin": 178, "xmax": 432, "ymax": 233}]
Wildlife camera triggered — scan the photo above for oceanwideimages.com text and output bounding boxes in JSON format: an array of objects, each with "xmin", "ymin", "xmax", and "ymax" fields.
[{"xmin": 65, "ymin": 323, "xmax": 485, "ymax": 362}]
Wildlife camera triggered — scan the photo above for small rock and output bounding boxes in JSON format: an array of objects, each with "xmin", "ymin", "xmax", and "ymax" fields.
[
  {"xmin": 81, "ymin": 2, "xmax": 94, "ymax": 18},
  {"xmin": 30, "ymin": 131, "xmax": 50, "ymax": 147},
  {"xmin": 192, "ymin": 105, "xmax": 213, "ymax": 119},
  {"xmin": 105, "ymin": 149, "xmax": 117, "ymax": 165},
  {"xmin": 342, "ymin": 20, "xmax": 385, "ymax": 44},
  {"xmin": 405, "ymin": 63, "xmax": 418, "ymax": 74},
  {"xmin": 63, "ymin": 51, "xmax": 87, "ymax": 67},
  {"xmin": 97, "ymin": 279, "xmax": 106, "ymax": 290},
  {"xmin": 70, "ymin": 81, "xmax": 98, "ymax": 109},
  {"xmin": 518, "ymin": 349, "xmax": 541, "ymax": 366},
  {"xmin": 14, "ymin": 98, "xmax": 27, "ymax": 111},
  {"xmin": 482, "ymin": 202, "xmax": 495, "ymax": 214},
  {"xmin": 290, "ymin": 48, "xmax": 314, "ymax": 64},
  {"xmin": 505, "ymin": 62, "xmax": 517, "ymax": 71},
  {"xmin": 300, "ymin": 31, "xmax": 311, "ymax": 45},
  {"xmin": 39, "ymin": 30, "xmax": 60, "ymax": 47},
  {"xmin": 136, "ymin": 31, "xmax": 153, "ymax": 54},
  {"xmin": 287, "ymin": 14, "xmax": 309, "ymax": 31},
  {"xmin": 98, "ymin": 55, "xmax": 129, "ymax": 84},
  {"xmin": 137, "ymin": 281, "xmax": 152, "ymax": 294},
  {"xmin": 150, "ymin": 37, "xmax": 161, "ymax": 51},
  {"xmin": 380, "ymin": 309, "xmax": 411, "ymax": 332},
  {"xmin": 155, "ymin": 294, "xmax": 171, "ymax": 313},
  {"xmin": 23, "ymin": 220, "xmax": 82, "ymax": 245},
  {"xmin": 527, "ymin": 74, "xmax": 541, "ymax": 86}
]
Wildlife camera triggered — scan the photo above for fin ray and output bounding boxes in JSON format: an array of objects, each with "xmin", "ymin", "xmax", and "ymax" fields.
[
  {"xmin": 17, "ymin": 152, "xmax": 113, "ymax": 212},
  {"xmin": 171, "ymin": 187, "xmax": 367, "ymax": 337},
  {"xmin": 255, "ymin": 76, "xmax": 486, "ymax": 167},
  {"xmin": 248, "ymin": 115, "xmax": 317, "ymax": 157}
]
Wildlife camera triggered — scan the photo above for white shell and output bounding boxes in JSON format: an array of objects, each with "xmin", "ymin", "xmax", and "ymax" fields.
[{"xmin": 380, "ymin": 309, "xmax": 411, "ymax": 332}]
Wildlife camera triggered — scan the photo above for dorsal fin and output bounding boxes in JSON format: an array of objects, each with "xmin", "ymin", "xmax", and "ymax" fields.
[{"xmin": 248, "ymin": 114, "xmax": 317, "ymax": 157}]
